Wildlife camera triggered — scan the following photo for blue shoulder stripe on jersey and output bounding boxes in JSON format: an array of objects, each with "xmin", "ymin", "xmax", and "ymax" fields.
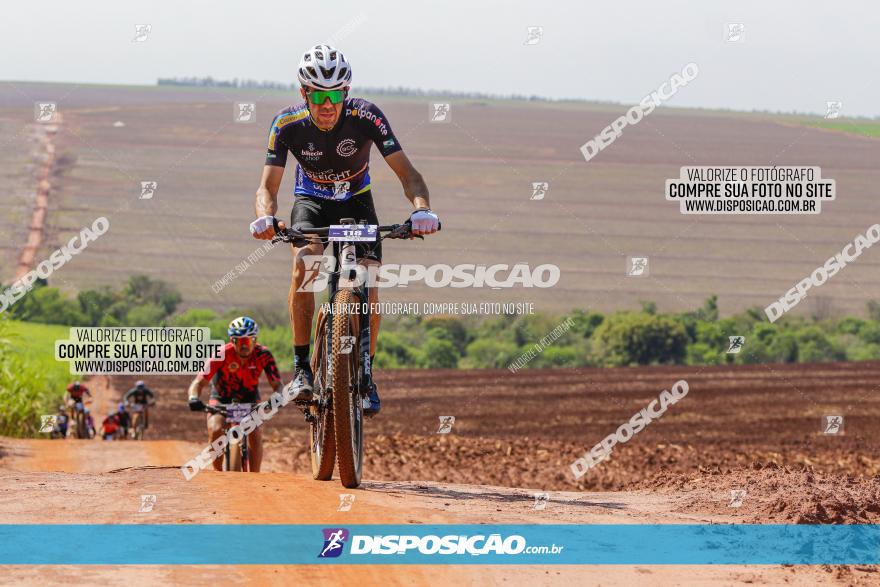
[{"xmin": 268, "ymin": 106, "xmax": 310, "ymax": 150}]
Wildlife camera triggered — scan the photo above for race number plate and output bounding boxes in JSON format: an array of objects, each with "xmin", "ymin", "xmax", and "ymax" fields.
[
  {"xmin": 129, "ymin": 404, "xmax": 144, "ymax": 413},
  {"xmin": 328, "ymin": 225, "xmax": 377, "ymax": 242},
  {"xmin": 226, "ymin": 403, "xmax": 251, "ymax": 424}
]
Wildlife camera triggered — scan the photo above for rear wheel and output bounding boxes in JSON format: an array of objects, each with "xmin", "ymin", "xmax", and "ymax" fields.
[
  {"xmin": 331, "ymin": 289, "xmax": 363, "ymax": 489},
  {"xmin": 309, "ymin": 308, "xmax": 336, "ymax": 480}
]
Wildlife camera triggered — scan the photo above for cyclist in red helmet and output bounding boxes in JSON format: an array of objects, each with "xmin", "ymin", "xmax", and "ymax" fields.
[{"xmin": 64, "ymin": 381, "xmax": 92, "ymax": 431}]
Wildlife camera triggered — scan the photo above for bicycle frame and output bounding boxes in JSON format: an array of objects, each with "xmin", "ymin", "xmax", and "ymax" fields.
[
  {"xmin": 204, "ymin": 403, "xmax": 254, "ymax": 472},
  {"xmin": 324, "ymin": 226, "xmax": 374, "ymax": 403},
  {"xmin": 274, "ymin": 217, "xmax": 437, "ymax": 487}
]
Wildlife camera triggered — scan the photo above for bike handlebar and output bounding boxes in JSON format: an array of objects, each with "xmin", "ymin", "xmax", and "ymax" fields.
[
  {"xmin": 202, "ymin": 403, "xmax": 260, "ymax": 417},
  {"xmin": 271, "ymin": 218, "xmax": 440, "ymax": 244},
  {"xmin": 203, "ymin": 404, "xmax": 228, "ymax": 416}
]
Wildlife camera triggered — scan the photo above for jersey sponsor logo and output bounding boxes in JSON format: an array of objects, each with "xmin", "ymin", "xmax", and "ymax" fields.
[
  {"xmin": 383, "ymin": 139, "xmax": 395, "ymax": 148},
  {"xmin": 301, "ymin": 142, "xmax": 323, "ymax": 161},
  {"xmin": 336, "ymin": 138, "xmax": 357, "ymax": 157},
  {"xmin": 228, "ymin": 362, "xmax": 239, "ymax": 372},
  {"xmin": 275, "ymin": 110, "xmax": 309, "ymax": 128},
  {"xmin": 303, "ymin": 166, "xmax": 361, "ymax": 183},
  {"xmin": 347, "ymin": 106, "xmax": 389, "ymax": 136},
  {"xmin": 294, "ymin": 166, "xmax": 370, "ymax": 201}
]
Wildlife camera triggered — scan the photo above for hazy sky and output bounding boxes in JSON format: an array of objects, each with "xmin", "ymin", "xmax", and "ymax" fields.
[{"xmin": 2, "ymin": 0, "xmax": 878, "ymax": 117}]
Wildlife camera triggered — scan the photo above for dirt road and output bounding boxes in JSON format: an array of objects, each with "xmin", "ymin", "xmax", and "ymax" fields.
[
  {"xmin": 0, "ymin": 436, "xmax": 868, "ymax": 586},
  {"xmin": 2, "ymin": 367, "xmax": 879, "ymax": 585}
]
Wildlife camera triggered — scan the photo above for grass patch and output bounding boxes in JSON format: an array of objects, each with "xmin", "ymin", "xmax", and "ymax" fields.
[
  {"xmin": 0, "ymin": 318, "xmax": 75, "ymax": 437},
  {"xmin": 801, "ymin": 119, "xmax": 880, "ymax": 138}
]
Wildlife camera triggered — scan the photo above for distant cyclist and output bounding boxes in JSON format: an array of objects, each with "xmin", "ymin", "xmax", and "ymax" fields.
[
  {"xmin": 51, "ymin": 406, "xmax": 69, "ymax": 439},
  {"xmin": 99, "ymin": 412, "xmax": 120, "ymax": 440},
  {"xmin": 64, "ymin": 380, "xmax": 91, "ymax": 406},
  {"xmin": 124, "ymin": 380, "xmax": 155, "ymax": 431},
  {"xmin": 64, "ymin": 381, "xmax": 91, "ymax": 434},
  {"xmin": 187, "ymin": 316, "xmax": 282, "ymax": 472},
  {"xmin": 115, "ymin": 403, "xmax": 131, "ymax": 439},
  {"xmin": 249, "ymin": 44, "xmax": 439, "ymax": 416}
]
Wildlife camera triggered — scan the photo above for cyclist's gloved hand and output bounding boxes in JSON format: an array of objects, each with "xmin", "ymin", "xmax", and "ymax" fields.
[
  {"xmin": 410, "ymin": 209, "xmax": 439, "ymax": 235},
  {"xmin": 188, "ymin": 397, "xmax": 205, "ymax": 412},
  {"xmin": 250, "ymin": 216, "xmax": 279, "ymax": 239}
]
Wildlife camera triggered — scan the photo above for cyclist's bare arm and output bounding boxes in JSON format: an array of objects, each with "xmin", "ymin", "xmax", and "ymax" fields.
[
  {"xmin": 253, "ymin": 165, "xmax": 286, "ymax": 239},
  {"xmin": 187, "ymin": 375, "xmax": 208, "ymax": 401},
  {"xmin": 384, "ymin": 151, "xmax": 430, "ymax": 210},
  {"xmin": 267, "ymin": 373, "xmax": 283, "ymax": 394}
]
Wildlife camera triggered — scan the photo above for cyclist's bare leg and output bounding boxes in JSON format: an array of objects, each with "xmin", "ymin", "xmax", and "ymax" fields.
[
  {"xmin": 247, "ymin": 427, "xmax": 263, "ymax": 472},
  {"xmin": 207, "ymin": 413, "xmax": 225, "ymax": 471},
  {"xmin": 290, "ymin": 240, "xmax": 324, "ymax": 347}
]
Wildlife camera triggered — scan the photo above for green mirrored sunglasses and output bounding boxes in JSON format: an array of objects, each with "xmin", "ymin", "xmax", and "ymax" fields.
[{"xmin": 306, "ymin": 89, "xmax": 346, "ymax": 105}]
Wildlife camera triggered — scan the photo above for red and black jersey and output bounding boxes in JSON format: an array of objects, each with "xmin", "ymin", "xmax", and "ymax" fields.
[
  {"xmin": 101, "ymin": 415, "xmax": 119, "ymax": 434},
  {"xmin": 66, "ymin": 383, "xmax": 90, "ymax": 400},
  {"xmin": 200, "ymin": 343, "xmax": 280, "ymax": 403}
]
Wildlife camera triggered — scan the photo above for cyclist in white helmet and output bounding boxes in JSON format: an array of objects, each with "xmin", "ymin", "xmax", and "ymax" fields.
[
  {"xmin": 249, "ymin": 44, "xmax": 440, "ymax": 416},
  {"xmin": 187, "ymin": 316, "xmax": 282, "ymax": 472}
]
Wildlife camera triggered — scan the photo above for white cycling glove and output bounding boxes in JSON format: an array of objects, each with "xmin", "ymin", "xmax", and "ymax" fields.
[
  {"xmin": 410, "ymin": 209, "xmax": 439, "ymax": 234},
  {"xmin": 250, "ymin": 215, "xmax": 275, "ymax": 237}
]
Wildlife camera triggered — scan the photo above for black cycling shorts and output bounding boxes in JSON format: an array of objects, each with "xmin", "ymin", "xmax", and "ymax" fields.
[{"xmin": 290, "ymin": 190, "xmax": 382, "ymax": 262}]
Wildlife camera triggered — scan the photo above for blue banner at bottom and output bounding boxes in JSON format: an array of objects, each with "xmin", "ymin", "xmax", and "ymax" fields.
[{"xmin": 1, "ymin": 524, "xmax": 878, "ymax": 565}]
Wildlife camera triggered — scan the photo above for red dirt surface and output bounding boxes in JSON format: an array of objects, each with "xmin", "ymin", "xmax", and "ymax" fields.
[
  {"xmin": 3, "ymin": 362, "xmax": 880, "ymax": 585},
  {"xmin": 113, "ymin": 361, "xmax": 880, "ymax": 515}
]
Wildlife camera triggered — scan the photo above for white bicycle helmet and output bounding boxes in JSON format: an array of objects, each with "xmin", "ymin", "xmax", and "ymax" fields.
[
  {"xmin": 228, "ymin": 316, "xmax": 259, "ymax": 338},
  {"xmin": 297, "ymin": 44, "xmax": 352, "ymax": 90}
]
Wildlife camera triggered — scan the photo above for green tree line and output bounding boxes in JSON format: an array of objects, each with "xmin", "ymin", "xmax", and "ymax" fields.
[{"xmin": 5, "ymin": 277, "xmax": 880, "ymax": 369}]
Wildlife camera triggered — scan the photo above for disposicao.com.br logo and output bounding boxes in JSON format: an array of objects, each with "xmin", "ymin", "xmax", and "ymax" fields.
[
  {"xmin": 298, "ymin": 256, "xmax": 560, "ymax": 292},
  {"xmin": 317, "ymin": 528, "xmax": 563, "ymax": 558}
]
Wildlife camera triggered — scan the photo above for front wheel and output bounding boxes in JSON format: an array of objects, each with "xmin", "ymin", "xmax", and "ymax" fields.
[
  {"xmin": 76, "ymin": 411, "xmax": 87, "ymax": 439},
  {"xmin": 309, "ymin": 307, "xmax": 336, "ymax": 480},
  {"xmin": 132, "ymin": 412, "xmax": 145, "ymax": 440},
  {"xmin": 331, "ymin": 289, "xmax": 364, "ymax": 489}
]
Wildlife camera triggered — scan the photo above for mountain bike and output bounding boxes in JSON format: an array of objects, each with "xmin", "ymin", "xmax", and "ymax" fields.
[
  {"xmin": 273, "ymin": 218, "xmax": 434, "ymax": 488},
  {"xmin": 203, "ymin": 402, "xmax": 257, "ymax": 472},
  {"xmin": 70, "ymin": 400, "xmax": 89, "ymax": 439},
  {"xmin": 129, "ymin": 404, "xmax": 146, "ymax": 440}
]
